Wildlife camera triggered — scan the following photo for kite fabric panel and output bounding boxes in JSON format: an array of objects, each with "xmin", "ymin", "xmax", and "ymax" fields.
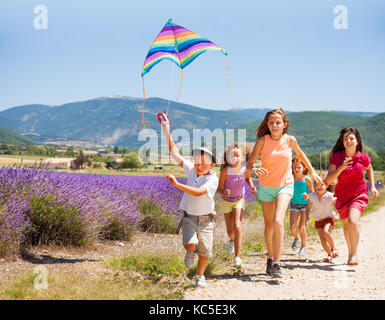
[{"xmin": 141, "ymin": 19, "xmax": 228, "ymax": 77}]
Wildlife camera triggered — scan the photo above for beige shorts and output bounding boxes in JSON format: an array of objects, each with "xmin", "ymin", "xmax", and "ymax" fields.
[
  {"xmin": 222, "ymin": 198, "xmax": 245, "ymax": 214},
  {"xmin": 182, "ymin": 215, "xmax": 215, "ymax": 257}
]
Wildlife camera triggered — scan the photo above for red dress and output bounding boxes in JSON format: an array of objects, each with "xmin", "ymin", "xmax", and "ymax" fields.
[{"xmin": 329, "ymin": 150, "xmax": 371, "ymax": 219}]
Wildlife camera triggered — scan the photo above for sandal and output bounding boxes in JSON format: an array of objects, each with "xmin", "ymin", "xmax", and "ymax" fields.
[
  {"xmin": 331, "ymin": 248, "xmax": 339, "ymax": 258},
  {"xmin": 348, "ymin": 255, "xmax": 359, "ymax": 266},
  {"xmin": 323, "ymin": 255, "xmax": 333, "ymax": 262}
]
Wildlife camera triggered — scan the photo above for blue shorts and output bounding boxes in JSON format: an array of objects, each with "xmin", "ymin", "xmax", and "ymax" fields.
[
  {"xmin": 257, "ymin": 184, "xmax": 294, "ymax": 202},
  {"xmin": 290, "ymin": 202, "xmax": 308, "ymax": 211}
]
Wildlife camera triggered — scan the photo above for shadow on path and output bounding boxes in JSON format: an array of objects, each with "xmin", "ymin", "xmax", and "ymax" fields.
[{"xmin": 21, "ymin": 253, "xmax": 99, "ymax": 265}]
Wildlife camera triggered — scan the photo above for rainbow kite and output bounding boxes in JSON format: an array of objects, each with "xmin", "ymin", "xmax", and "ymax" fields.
[{"xmin": 140, "ymin": 19, "xmax": 230, "ymax": 128}]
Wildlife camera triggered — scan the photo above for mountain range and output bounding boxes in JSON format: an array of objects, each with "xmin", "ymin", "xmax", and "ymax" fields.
[{"xmin": 0, "ymin": 96, "xmax": 383, "ymax": 153}]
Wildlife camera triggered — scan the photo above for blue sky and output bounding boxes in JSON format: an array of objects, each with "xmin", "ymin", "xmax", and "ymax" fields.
[{"xmin": 0, "ymin": 0, "xmax": 384, "ymax": 112}]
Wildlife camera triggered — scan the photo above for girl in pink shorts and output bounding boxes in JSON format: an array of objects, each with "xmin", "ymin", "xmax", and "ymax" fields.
[{"xmin": 326, "ymin": 127, "xmax": 379, "ymax": 265}]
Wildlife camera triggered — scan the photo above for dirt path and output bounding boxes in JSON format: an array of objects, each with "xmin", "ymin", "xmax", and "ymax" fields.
[
  {"xmin": 185, "ymin": 206, "xmax": 385, "ymax": 300},
  {"xmin": 1, "ymin": 207, "xmax": 384, "ymax": 300}
]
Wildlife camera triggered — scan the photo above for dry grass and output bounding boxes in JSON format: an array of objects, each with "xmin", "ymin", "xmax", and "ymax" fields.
[{"xmin": 0, "ymin": 263, "xmax": 185, "ymax": 300}]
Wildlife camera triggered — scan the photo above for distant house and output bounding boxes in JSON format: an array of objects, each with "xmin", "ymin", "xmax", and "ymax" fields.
[
  {"xmin": 44, "ymin": 158, "xmax": 75, "ymax": 169},
  {"xmin": 83, "ymin": 150, "xmax": 98, "ymax": 156},
  {"xmin": 97, "ymin": 149, "xmax": 122, "ymax": 159}
]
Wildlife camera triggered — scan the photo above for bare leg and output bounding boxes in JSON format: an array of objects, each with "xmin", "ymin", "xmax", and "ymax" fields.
[
  {"xmin": 261, "ymin": 201, "xmax": 275, "ymax": 259},
  {"xmin": 233, "ymin": 208, "xmax": 244, "ymax": 258},
  {"xmin": 224, "ymin": 211, "xmax": 235, "ymax": 242},
  {"xmin": 196, "ymin": 255, "xmax": 209, "ymax": 276},
  {"xmin": 342, "ymin": 218, "xmax": 352, "ymax": 260},
  {"xmin": 348, "ymin": 208, "xmax": 361, "ymax": 260},
  {"xmin": 289, "ymin": 210, "xmax": 299, "ymax": 240},
  {"xmin": 323, "ymin": 223, "xmax": 335, "ymax": 251},
  {"xmin": 272, "ymin": 194, "xmax": 292, "ymax": 263},
  {"xmin": 317, "ymin": 229, "xmax": 332, "ymax": 256},
  {"xmin": 184, "ymin": 243, "xmax": 197, "ymax": 252},
  {"xmin": 299, "ymin": 210, "xmax": 307, "ymax": 248}
]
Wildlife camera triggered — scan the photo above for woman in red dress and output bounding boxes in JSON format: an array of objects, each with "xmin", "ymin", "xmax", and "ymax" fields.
[{"xmin": 326, "ymin": 127, "xmax": 379, "ymax": 265}]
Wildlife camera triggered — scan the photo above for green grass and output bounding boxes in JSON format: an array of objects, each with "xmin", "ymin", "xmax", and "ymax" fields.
[
  {"xmin": 2, "ymin": 273, "xmax": 36, "ymax": 299},
  {"xmin": 107, "ymin": 253, "xmax": 186, "ymax": 279},
  {"xmin": 105, "ymin": 253, "xmax": 189, "ymax": 299},
  {"xmin": 138, "ymin": 200, "xmax": 178, "ymax": 234}
]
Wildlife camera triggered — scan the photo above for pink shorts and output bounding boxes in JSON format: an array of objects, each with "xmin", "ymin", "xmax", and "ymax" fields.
[{"xmin": 336, "ymin": 193, "xmax": 368, "ymax": 220}]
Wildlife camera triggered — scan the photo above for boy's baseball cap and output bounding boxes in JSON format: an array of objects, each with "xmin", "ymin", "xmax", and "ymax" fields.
[{"xmin": 192, "ymin": 143, "xmax": 217, "ymax": 164}]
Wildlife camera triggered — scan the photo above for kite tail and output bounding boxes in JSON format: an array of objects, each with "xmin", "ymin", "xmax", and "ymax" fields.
[
  {"xmin": 225, "ymin": 56, "xmax": 231, "ymax": 95},
  {"xmin": 175, "ymin": 68, "xmax": 184, "ymax": 102},
  {"xmin": 141, "ymin": 76, "xmax": 146, "ymax": 129}
]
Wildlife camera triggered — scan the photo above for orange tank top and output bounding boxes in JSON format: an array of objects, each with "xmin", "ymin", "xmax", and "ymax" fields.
[{"xmin": 259, "ymin": 134, "xmax": 294, "ymax": 187}]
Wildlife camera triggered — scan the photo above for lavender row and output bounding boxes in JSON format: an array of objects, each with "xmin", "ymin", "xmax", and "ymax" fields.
[{"xmin": 0, "ymin": 167, "xmax": 193, "ymax": 253}]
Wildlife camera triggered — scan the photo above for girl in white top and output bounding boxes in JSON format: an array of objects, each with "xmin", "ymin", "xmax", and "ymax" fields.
[{"xmin": 306, "ymin": 177, "xmax": 339, "ymax": 262}]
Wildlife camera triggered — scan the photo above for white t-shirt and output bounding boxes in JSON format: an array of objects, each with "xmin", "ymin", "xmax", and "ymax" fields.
[
  {"xmin": 179, "ymin": 159, "xmax": 218, "ymax": 216},
  {"xmin": 309, "ymin": 191, "xmax": 337, "ymax": 221}
]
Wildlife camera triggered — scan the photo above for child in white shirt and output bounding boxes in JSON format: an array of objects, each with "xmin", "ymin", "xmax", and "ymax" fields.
[
  {"xmin": 306, "ymin": 177, "xmax": 339, "ymax": 262},
  {"xmin": 161, "ymin": 118, "xmax": 218, "ymax": 288}
]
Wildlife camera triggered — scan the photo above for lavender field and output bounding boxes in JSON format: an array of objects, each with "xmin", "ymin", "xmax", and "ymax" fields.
[
  {"xmin": 0, "ymin": 165, "xmax": 260, "ymax": 257},
  {"xmin": 2, "ymin": 165, "xmax": 381, "ymax": 257}
]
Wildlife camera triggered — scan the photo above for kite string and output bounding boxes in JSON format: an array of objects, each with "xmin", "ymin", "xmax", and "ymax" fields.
[
  {"xmin": 175, "ymin": 69, "xmax": 183, "ymax": 102},
  {"xmin": 166, "ymin": 62, "xmax": 176, "ymax": 114},
  {"xmin": 142, "ymin": 76, "xmax": 146, "ymax": 129},
  {"xmin": 225, "ymin": 56, "xmax": 231, "ymax": 95}
]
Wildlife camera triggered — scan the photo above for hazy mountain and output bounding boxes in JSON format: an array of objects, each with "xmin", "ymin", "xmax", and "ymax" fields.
[
  {"xmin": 0, "ymin": 97, "xmax": 382, "ymax": 153},
  {"xmin": 0, "ymin": 97, "xmax": 258, "ymax": 147}
]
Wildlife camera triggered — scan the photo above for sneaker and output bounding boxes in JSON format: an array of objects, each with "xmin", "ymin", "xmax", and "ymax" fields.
[
  {"xmin": 234, "ymin": 257, "xmax": 243, "ymax": 269},
  {"xmin": 291, "ymin": 239, "xmax": 300, "ymax": 252},
  {"xmin": 298, "ymin": 247, "xmax": 306, "ymax": 256},
  {"xmin": 195, "ymin": 274, "xmax": 207, "ymax": 287},
  {"xmin": 272, "ymin": 262, "xmax": 283, "ymax": 278},
  {"xmin": 266, "ymin": 257, "xmax": 273, "ymax": 276},
  {"xmin": 184, "ymin": 251, "xmax": 195, "ymax": 268},
  {"xmin": 226, "ymin": 240, "xmax": 234, "ymax": 255}
]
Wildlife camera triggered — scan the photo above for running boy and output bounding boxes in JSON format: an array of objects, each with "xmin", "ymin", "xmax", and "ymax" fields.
[{"xmin": 161, "ymin": 118, "xmax": 218, "ymax": 287}]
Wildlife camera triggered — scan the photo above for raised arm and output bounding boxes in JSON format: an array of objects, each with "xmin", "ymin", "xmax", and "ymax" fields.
[
  {"xmin": 290, "ymin": 136, "xmax": 323, "ymax": 186},
  {"xmin": 325, "ymin": 156, "xmax": 353, "ymax": 185},
  {"xmin": 160, "ymin": 119, "xmax": 184, "ymax": 168}
]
